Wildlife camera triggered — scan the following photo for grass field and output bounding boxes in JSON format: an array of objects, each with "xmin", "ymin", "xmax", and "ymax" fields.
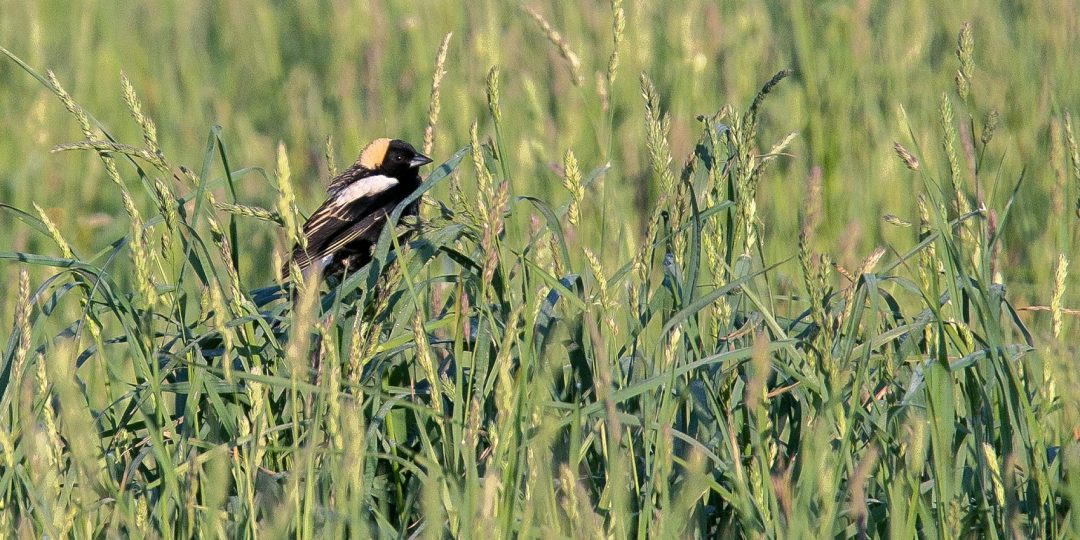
[{"xmin": 2, "ymin": 1, "xmax": 1079, "ymax": 537}]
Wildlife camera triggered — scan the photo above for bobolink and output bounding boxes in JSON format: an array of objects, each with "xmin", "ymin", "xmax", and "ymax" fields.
[{"xmin": 285, "ymin": 137, "xmax": 432, "ymax": 279}]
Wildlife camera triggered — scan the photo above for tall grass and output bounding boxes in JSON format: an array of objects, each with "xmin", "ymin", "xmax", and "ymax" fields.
[{"xmin": 2, "ymin": 1, "xmax": 1079, "ymax": 537}]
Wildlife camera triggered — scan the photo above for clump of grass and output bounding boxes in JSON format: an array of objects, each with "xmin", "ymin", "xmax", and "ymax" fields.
[{"xmin": 0, "ymin": 17, "xmax": 1078, "ymax": 540}]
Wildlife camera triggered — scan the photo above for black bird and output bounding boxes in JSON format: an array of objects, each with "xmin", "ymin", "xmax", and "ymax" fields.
[{"xmin": 285, "ymin": 138, "xmax": 432, "ymax": 279}]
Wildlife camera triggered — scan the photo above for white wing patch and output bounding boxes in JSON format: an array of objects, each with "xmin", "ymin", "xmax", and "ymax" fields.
[
  {"xmin": 339, "ymin": 175, "xmax": 399, "ymax": 203},
  {"xmin": 316, "ymin": 254, "xmax": 334, "ymax": 271}
]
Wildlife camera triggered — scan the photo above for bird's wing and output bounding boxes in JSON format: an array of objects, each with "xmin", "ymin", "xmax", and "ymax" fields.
[{"xmin": 287, "ymin": 177, "xmax": 403, "ymax": 274}]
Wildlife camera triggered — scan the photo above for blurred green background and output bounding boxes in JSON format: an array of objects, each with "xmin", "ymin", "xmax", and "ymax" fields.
[{"xmin": 2, "ymin": 0, "xmax": 1078, "ymax": 331}]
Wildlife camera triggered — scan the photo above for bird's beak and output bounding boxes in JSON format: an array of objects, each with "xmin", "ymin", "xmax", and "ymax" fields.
[{"xmin": 410, "ymin": 153, "xmax": 433, "ymax": 168}]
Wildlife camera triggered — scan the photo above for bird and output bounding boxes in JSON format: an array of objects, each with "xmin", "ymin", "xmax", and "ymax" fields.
[{"xmin": 284, "ymin": 137, "xmax": 432, "ymax": 279}]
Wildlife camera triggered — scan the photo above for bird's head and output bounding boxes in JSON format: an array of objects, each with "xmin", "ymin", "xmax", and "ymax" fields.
[{"xmin": 357, "ymin": 138, "xmax": 432, "ymax": 176}]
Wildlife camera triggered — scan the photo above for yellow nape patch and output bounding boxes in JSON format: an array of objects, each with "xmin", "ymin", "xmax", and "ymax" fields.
[{"xmin": 357, "ymin": 138, "xmax": 391, "ymax": 169}]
